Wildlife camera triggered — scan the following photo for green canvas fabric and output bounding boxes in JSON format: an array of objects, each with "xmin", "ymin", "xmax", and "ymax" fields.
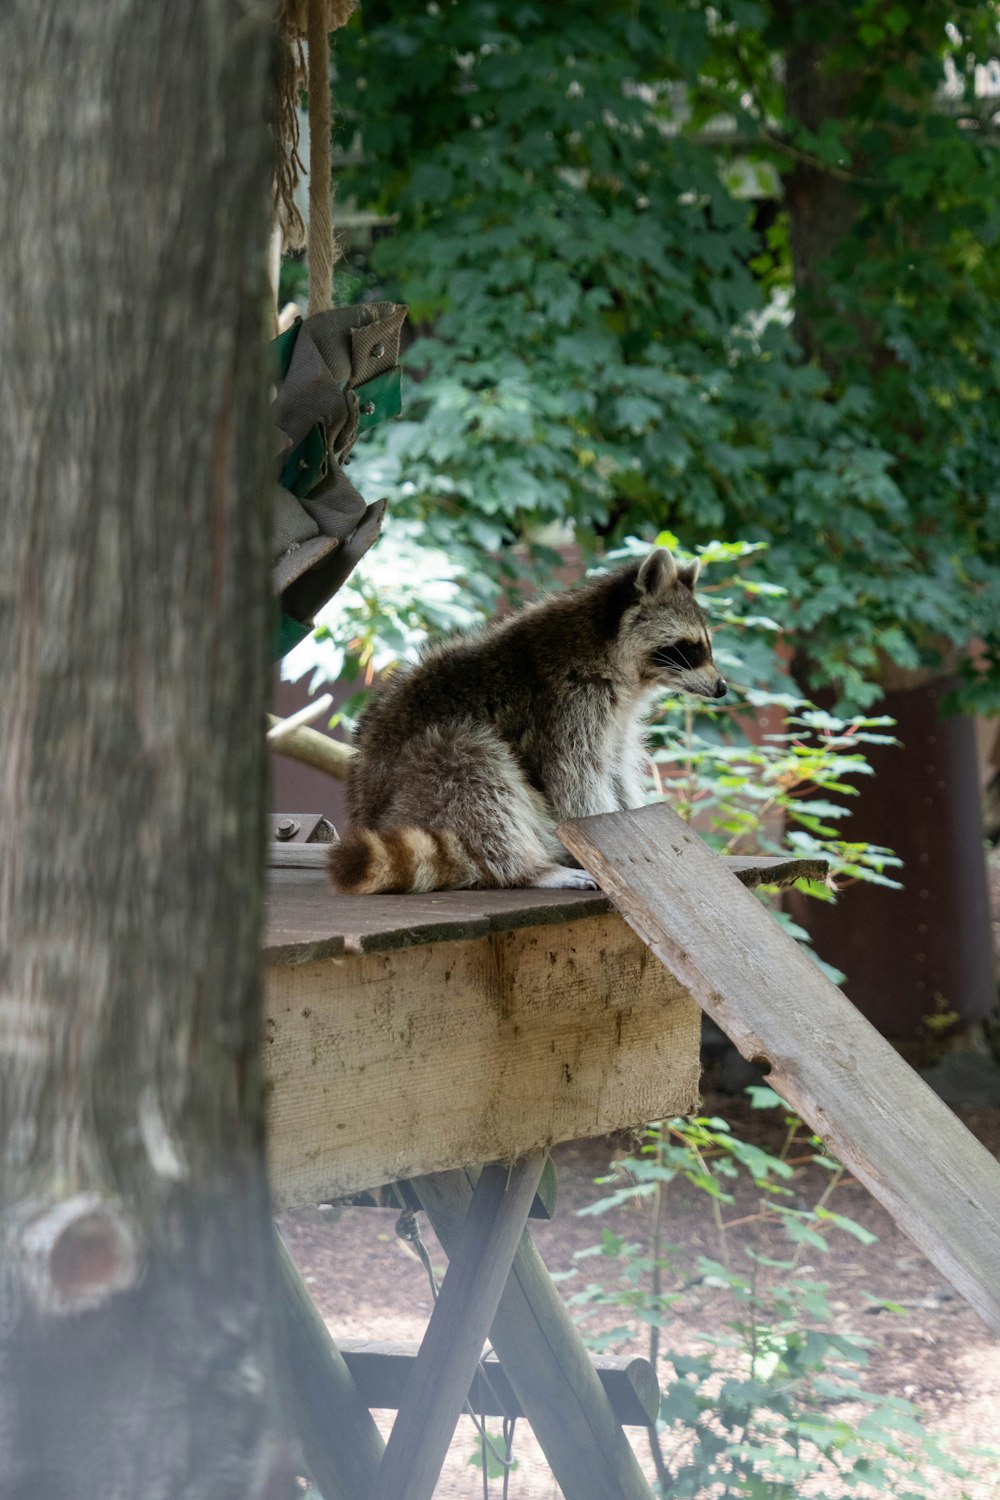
[{"xmin": 270, "ymin": 301, "xmax": 407, "ymax": 657}]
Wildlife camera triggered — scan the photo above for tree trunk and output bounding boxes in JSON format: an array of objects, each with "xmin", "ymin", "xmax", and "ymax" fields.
[
  {"xmin": 779, "ymin": 9, "xmax": 997, "ymax": 1036},
  {"xmin": 786, "ymin": 675, "xmax": 996, "ymax": 1042},
  {"xmin": 782, "ymin": 27, "xmax": 864, "ymax": 372},
  {"xmin": 0, "ymin": 6, "xmax": 288, "ymax": 1498}
]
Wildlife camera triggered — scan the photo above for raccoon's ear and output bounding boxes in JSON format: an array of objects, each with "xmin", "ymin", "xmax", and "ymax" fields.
[
  {"xmin": 636, "ymin": 548, "xmax": 678, "ymax": 601},
  {"xmin": 676, "ymin": 557, "xmax": 701, "ymax": 592}
]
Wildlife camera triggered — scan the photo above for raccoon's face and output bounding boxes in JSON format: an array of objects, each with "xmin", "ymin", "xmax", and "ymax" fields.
[{"xmin": 623, "ymin": 549, "xmax": 727, "ymax": 700}]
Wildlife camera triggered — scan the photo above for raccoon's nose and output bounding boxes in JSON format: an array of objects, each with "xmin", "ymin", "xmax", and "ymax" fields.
[{"xmin": 713, "ymin": 678, "xmax": 728, "ymax": 699}]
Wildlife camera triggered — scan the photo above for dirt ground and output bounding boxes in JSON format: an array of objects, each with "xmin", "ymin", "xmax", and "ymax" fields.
[{"xmin": 281, "ymin": 1082, "xmax": 1000, "ymax": 1499}]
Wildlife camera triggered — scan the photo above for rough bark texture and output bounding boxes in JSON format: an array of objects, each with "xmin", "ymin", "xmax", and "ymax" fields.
[
  {"xmin": 781, "ymin": 26, "xmax": 864, "ymax": 374},
  {"xmin": 0, "ymin": 5, "xmax": 287, "ymax": 1497},
  {"xmin": 780, "ymin": 11, "xmax": 997, "ymax": 1034}
]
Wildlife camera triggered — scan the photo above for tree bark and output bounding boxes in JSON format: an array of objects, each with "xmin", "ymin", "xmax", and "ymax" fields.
[
  {"xmin": 779, "ymin": 7, "xmax": 997, "ymax": 1036},
  {"xmin": 782, "ymin": 29, "xmax": 864, "ymax": 372},
  {"xmin": 0, "ymin": 5, "xmax": 288, "ymax": 1497}
]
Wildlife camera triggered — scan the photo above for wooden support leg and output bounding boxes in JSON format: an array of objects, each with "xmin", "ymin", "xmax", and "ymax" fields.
[
  {"xmin": 275, "ymin": 1230, "xmax": 385, "ymax": 1500},
  {"xmin": 375, "ymin": 1153, "xmax": 546, "ymax": 1500},
  {"xmin": 414, "ymin": 1167, "xmax": 655, "ymax": 1500}
]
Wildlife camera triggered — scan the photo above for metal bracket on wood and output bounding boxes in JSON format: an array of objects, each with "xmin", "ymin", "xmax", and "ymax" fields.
[
  {"xmin": 334, "ymin": 1155, "xmax": 558, "ymax": 1222},
  {"xmin": 269, "ymin": 812, "xmax": 337, "ymax": 868}
]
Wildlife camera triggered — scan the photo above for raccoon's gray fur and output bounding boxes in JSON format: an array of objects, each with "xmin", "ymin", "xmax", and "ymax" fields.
[{"xmin": 328, "ymin": 548, "xmax": 726, "ymax": 894}]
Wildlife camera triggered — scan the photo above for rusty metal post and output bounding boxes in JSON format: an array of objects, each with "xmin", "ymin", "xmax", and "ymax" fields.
[{"xmin": 787, "ymin": 677, "xmax": 996, "ymax": 1041}]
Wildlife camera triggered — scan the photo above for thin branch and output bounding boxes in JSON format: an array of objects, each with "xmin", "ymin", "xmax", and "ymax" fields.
[
  {"xmin": 266, "ymin": 694, "xmax": 333, "ymax": 744},
  {"xmin": 265, "ymin": 714, "xmax": 355, "ymax": 780}
]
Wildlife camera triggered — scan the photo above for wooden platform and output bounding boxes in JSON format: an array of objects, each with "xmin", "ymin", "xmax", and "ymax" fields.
[
  {"xmin": 264, "ymin": 812, "xmax": 1000, "ymax": 1500},
  {"xmin": 265, "ymin": 874, "xmax": 613, "ymax": 962},
  {"xmin": 265, "ymin": 852, "xmax": 826, "ymax": 963},
  {"xmin": 264, "ymin": 854, "xmax": 826, "ymax": 1208}
]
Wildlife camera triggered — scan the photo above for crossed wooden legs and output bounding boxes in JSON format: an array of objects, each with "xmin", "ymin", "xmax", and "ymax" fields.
[
  {"xmin": 376, "ymin": 1156, "xmax": 545, "ymax": 1500},
  {"xmin": 278, "ymin": 1155, "xmax": 655, "ymax": 1500}
]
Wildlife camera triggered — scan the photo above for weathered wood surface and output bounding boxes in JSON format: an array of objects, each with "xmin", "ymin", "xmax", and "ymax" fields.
[
  {"xmin": 340, "ymin": 1341, "xmax": 660, "ymax": 1427},
  {"xmin": 415, "ymin": 1168, "xmax": 655, "ymax": 1500},
  {"xmin": 276, "ymin": 1233, "xmax": 383, "ymax": 1500},
  {"xmin": 265, "ymin": 871, "xmax": 610, "ymax": 961},
  {"xmin": 269, "ymin": 844, "xmax": 331, "ymax": 870},
  {"xmin": 264, "ymin": 854, "xmax": 828, "ymax": 960},
  {"xmin": 265, "ymin": 912, "xmax": 700, "ymax": 1205},
  {"xmin": 0, "ymin": 5, "xmax": 284, "ymax": 1496},
  {"xmin": 375, "ymin": 1156, "xmax": 546, "ymax": 1500},
  {"xmin": 559, "ymin": 803, "xmax": 1000, "ymax": 1336},
  {"xmin": 726, "ymin": 853, "xmax": 829, "ymax": 888}
]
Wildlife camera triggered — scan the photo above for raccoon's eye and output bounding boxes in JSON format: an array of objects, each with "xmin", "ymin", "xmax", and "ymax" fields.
[{"xmin": 652, "ymin": 639, "xmax": 708, "ymax": 671}]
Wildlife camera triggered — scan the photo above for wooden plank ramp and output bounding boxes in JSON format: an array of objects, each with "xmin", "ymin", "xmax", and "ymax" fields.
[{"xmin": 559, "ymin": 802, "xmax": 1000, "ymax": 1337}]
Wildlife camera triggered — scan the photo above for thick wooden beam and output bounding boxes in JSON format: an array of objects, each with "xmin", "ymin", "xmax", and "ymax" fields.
[
  {"xmin": 265, "ymin": 913, "xmax": 699, "ymax": 1206},
  {"xmin": 276, "ymin": 1233, "xmax": 384, "ymax": 1500},
  {"xmin": 375, "ymin": 1155, "xmax": 546, "ymax": 1500},
  {"xmin": 339, "ymin": 1341, "xmax": 659, "ymax": 1428},
  {"xmin": 414, "ymin": 1168, "xmax": 655, "ymax": 1500},
  {"xmin": 559, "ymin": 802, "xmax": 1000, "ymax": 1336}
]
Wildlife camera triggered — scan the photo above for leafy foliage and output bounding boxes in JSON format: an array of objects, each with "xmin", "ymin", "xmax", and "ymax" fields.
[
  {"xmin": 289, "ymin": 529, "xmax": 898, "ymax": 967},
  {"xmin": 568, "ymin": 1098, "xmax": 986, "ymax": 1499},
  {"xmin": 326, "ymin": 0, "xmax": 1000, "ymax": 708},
  {"xmin": 285, "ymin": 517, "xmax": 490, "ymax": 702},
  {"xmin": 604, "ymin": 535, "xmax": 902, "ymax": 935}
]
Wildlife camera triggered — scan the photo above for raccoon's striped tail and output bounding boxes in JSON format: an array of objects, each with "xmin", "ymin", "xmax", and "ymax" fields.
[{"xmin": 328, "ymin": 826, "xmax": 480, "ymax": 895}]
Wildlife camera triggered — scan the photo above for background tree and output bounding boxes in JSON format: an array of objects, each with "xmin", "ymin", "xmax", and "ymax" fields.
[
  {"xmin": 0, "ymin": 5, "xmax": 288, "ymax": 1496},
  {"xmin": 306, "ymin": 0, "xmax": 998, "ymax": 1035},
  {"xmin": 326, "ymin": 0, "xmax": 1000, "ymax": 710}
]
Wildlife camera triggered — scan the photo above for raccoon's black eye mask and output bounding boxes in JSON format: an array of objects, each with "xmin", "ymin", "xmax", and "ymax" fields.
[{"xmin": 651, "ymin": 639, "xmax": 709, "ymax": 672}]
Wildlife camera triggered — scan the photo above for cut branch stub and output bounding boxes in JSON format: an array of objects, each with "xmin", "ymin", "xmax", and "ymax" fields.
[{"xmin": 19, "ymin": 1192, "xmax": 143, "ymax": 1315}]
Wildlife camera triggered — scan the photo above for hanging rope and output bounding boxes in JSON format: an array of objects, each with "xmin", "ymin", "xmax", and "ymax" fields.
[
  {"xmin": 306, "ymin": 0, "xmax": 336, "ymax": 313},
  {"xmin": 274, "ymin": 28, "xmax": 307, "ymax": 250},
  {"xmin": 274, "ymin": 0, "xmax": 357, "ymax": 276}
]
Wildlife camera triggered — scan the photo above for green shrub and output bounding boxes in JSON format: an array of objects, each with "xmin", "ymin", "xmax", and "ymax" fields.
[{"xmin": 568, "ymin": 1096, "xmax": 984, "ymax": 1499}]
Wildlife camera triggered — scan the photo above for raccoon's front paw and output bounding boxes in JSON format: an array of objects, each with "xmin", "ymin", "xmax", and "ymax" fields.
[{"xmin": 533, "ymin": 865, "xmax": 600, "ymax": 891}]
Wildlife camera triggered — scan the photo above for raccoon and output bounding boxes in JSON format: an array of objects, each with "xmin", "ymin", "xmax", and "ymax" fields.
[{"xmin": 328, "ymin": 548, "xmax": 727, "ymax": 895}]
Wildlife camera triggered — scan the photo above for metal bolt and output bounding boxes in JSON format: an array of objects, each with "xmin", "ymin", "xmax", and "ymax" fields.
[
  {"xmin": 372, "ymin": 341, "xmax": 385, "ymax": 358},
  {"xmin": 362, "ymin": 401, "xmax": 376, "ymax": 416},
  {"xmin": 275, "ymin": 818, "xmax": 300, "ymax": 841}
]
